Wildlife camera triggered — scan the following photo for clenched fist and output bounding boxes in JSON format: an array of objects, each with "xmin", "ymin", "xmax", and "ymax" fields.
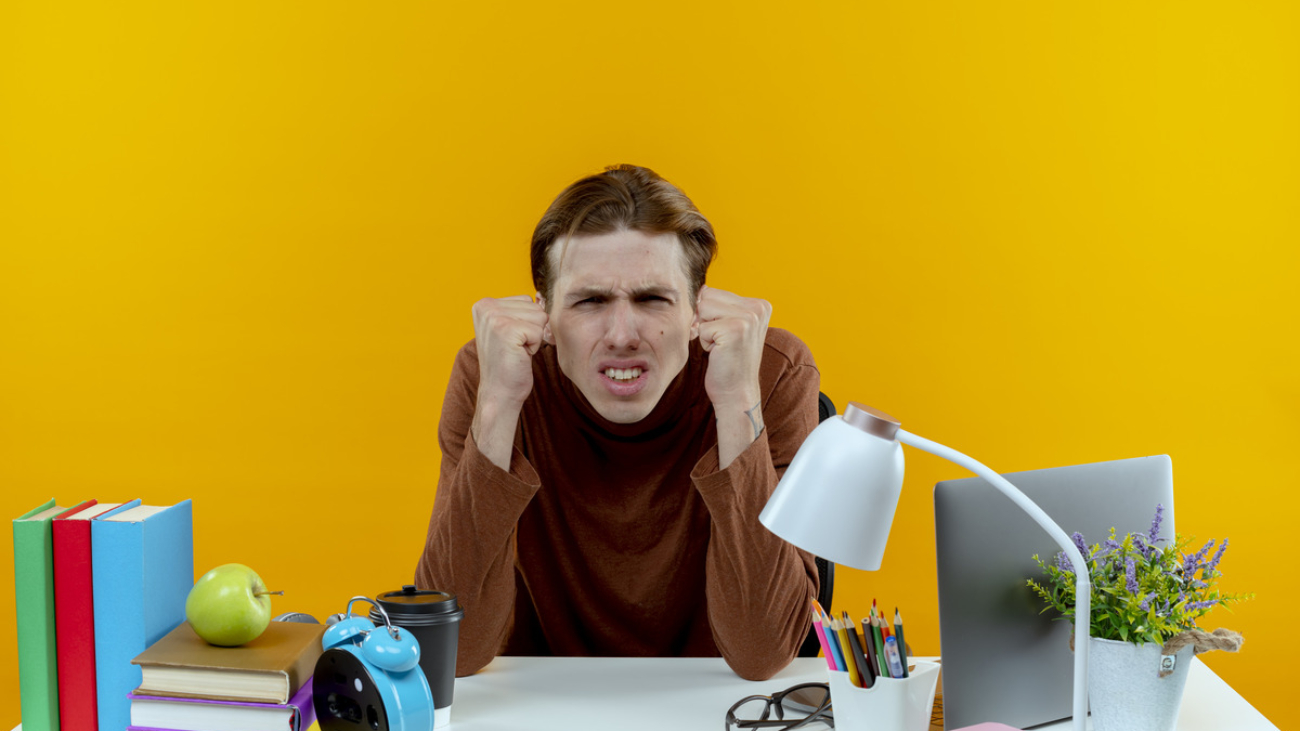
[
  {"xmin": 696, "ymin": 286, "xmax": 772, "ymax": 468},
  {"xmin": 470, "ymin": 295, "xmax": 549, "ymax": 469},
  {"xmin": 697, "ymin": 286, "xmax": 771, "ymax": 414}
]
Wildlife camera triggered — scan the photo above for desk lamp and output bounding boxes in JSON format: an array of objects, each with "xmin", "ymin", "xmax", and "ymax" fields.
[{"xmin": 759, "ymin": 402, "xmax": 1090, "ymax": 731}]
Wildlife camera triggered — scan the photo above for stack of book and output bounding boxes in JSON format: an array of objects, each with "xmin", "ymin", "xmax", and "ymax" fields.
[
  {"xmin": 14, "ymin": 498, "xmax": 193, "ymax": 731},
  {"xmin": 128, "ymin": 620, "xmax": 324, "ymax": 731}
]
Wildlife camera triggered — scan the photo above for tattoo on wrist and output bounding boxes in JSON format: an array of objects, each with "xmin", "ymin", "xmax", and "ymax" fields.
[{"xmin": 745, "ymin": 401, "xmax": 764, "ymax": 440}]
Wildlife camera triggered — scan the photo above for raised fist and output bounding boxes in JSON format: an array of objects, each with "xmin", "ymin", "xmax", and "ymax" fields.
[
  {"xmin": 696, "ymin": 285, "xmax": 771, "ymax": 415},
  {"xmin": 471, "ymin": 295, "xmax": 549, "ymax": 411}
]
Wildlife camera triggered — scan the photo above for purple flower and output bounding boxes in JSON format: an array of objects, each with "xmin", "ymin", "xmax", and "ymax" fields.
[
  {"xmin": 1072, "ymin": 532, "xmax": 1092, "ymax": 562},
  {"xmin": 1132, "ymin": 533, "xmax": 1154, "ymax": 560},
  {"xmin": 1186, "ymin": 599, "xmax": 1218, "ymax": 613},
  {"xmin": 1056, "ymin": 551, "xmax": 1074, "ymax": 574},
  {"xmin": 1203, "ymin": 538, "xmax": 1229, "ymax": 578},
  {"xmin": 1138, "ymin": 592, "xmax": 1158, "ymax": 612},
  {"xmin": 1183, "ymin": 539, "xmax": 1215, "ymax": 576},
  {"xmin": 1125, "ymin": 557, "xmax": 1138, "ymax": 593},
  {"xmin": 1148, "ymin": 503, "xmax": 1165, "ymax": 543}
]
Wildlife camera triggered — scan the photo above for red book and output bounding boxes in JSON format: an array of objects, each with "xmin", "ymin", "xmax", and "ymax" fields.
[{"xmin": 53, "ymin": 500, "xmax": 123, "ymax": 731}]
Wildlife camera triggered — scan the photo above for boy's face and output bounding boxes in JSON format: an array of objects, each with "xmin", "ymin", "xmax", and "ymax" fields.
[{"xmin": 539, "ymin": 229, "xmax": 699, "ymax": 424}]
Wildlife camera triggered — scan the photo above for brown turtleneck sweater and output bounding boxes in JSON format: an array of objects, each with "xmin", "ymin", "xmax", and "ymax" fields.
[{"xmin": 415, "ymin": 327, "xmax": 820, "ymax": 681}]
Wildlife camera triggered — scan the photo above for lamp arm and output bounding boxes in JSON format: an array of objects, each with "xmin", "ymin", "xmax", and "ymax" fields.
[{"xmin": 897, "ymin": 429, "xmax": 1091, "ymax": 731}]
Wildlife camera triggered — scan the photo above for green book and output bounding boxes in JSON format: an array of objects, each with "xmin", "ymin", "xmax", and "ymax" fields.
[{"xmin": 14, "ymin": 499, "xmax": 70, "ymax": 731}]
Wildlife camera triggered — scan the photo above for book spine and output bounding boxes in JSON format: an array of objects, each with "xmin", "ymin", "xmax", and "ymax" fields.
[
  {"xmin": 53, "ymin": 500, "xmax": 101, "ymax": 731},
  {"xmin": 93, "ymin": 509, "xmax": 145, "ymax": 731},
  {"xmin": 288, "ymin": 676, "xmax": 315, "ymax": 731},
  {"xmin": 14, "ymin": 500, "xmax": 62, "ymax": 731},
  {"xmin": 93, "ymin": 500, "xmax": 193, "ymax": 731},
  {"xmin": 286, "ymin": 634, "xmax": 323, "ymax": 703}
]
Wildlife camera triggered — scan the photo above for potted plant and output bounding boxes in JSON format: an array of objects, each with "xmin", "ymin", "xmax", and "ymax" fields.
[{"xmin": 1027, "ymin": 504, "xmax": 1251, "ymax": 731}]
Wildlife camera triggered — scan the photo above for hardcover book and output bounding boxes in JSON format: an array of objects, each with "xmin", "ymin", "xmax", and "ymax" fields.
[
  {"xmin": 14, "ymin": 499, "xmax": 73, "ymax": 731},
  {"xmin": 92, "ymin": 500, "xmax": 195, "ymax": 731},
  {"xmin": 127, "ymin": 676, "xmax": 316, "ymax": 731},
  {"xmin": 52, "ymin": 499, "xmax": 122, "ymax": 731},
  {"xmin": 132, "ymin": 620, "xmax": 325, "ymax": 704}
]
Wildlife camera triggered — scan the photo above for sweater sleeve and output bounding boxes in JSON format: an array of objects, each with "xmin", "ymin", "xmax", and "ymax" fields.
[
  {"xmin": 414, "ymin": 340, "xmax": 542, "ymax": 677},
  {"xmin": 691, "ymin": 342, "xmax": 821, "ymax": 681}
]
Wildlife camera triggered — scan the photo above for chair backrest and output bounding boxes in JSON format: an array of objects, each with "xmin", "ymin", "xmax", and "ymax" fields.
[{"xmin": 796, "ymin": 393, "xmax": 837, "ymax": 658}]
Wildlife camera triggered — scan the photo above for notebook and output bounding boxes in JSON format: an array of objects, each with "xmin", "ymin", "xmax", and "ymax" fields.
[{"xmin": 933, "ymin": 455, "xmax": 1175, "ymax": 730}]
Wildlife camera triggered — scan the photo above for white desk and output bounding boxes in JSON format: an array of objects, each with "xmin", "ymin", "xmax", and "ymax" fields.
[
  {"xmin": 449, "ymin": 656, "xmax": 1276, "ymax": 731},
  {"xmin": 11, "ymin": 655, "xmax": 1275, "ymax": 731}
]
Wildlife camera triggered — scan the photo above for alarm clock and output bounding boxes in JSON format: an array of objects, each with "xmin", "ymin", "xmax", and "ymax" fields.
[{"xmin": 313, "ymin": 596, "xmax": 435, "ymax": 731}]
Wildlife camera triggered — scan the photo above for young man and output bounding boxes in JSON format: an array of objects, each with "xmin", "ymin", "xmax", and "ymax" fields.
[{"xmin": 416, "ymin": 165, "xmax": 820, "ymax": 681}]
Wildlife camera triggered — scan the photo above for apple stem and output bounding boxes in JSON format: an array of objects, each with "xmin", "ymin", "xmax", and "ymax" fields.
[{"xmin": 256, "ymin": 590, "xmax": 285, "ymax": 597}]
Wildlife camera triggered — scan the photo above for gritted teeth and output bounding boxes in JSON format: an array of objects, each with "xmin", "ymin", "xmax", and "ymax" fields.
[{"xmin": 603, "ymin": 367, "xmax": 643, "ymax": 382}]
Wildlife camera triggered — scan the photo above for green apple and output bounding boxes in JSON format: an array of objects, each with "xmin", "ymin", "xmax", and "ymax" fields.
[{"xmin": 186, "ymin": 563, "xmax": 283, "ymax": 646}]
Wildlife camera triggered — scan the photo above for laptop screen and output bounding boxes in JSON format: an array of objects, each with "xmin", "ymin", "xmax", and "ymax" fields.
[{"xmin": 933, "ymin": 455, "xmax": 1174, "ymax": 730}]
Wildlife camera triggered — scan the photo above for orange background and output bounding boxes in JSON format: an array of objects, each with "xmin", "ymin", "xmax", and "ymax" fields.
[{"xmin": 2, "ymin": 2, "xmax": 1296, "ymax": 728}]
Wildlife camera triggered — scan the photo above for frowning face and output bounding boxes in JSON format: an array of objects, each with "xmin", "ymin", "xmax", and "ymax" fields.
[{"xmin": 538, "ymin": 229, "xmax": 699, "ymax": 424}]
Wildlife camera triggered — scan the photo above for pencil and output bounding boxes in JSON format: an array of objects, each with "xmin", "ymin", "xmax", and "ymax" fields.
[
  {"xmin": 894, "ymin": 607, "xmax": 910, "ymax": 677},
  {"xmin": 823, "ymin": 613, "xmax": 846, "ymax": 671},
  {"xmin": 871, "ymin": 610, "xmax": 888, "ymax": 677},
  {"xmin": 834, "ymin": 618, "xmax": 863, "ymax": 688},
  {"xmin": 844, "ymin": 612, "xmax": 875, "ymax": 688},
  {"xmin": 860, "ymin": 617, "xmax": 881, "ymax": 679},
  {"xmin": 810, "ymin": 600, "xmax": 836, "ymax": 670}
]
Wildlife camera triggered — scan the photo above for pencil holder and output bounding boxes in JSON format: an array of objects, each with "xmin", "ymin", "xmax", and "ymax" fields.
[{"xmin": 828, "ymin": 661, "xmax": 941, "ymax": 731}]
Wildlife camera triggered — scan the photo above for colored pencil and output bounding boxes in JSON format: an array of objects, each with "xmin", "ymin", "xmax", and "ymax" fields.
[
  {"xmin": 894, "ymin": 607, "xmax": 910, "ymax": 677},
  {"xmin": 860, "ymin": 618, "xmax": 881, "ymax": 679},
  {"xmin": 810, "ymin": 600, "xmax": 836, "ymax": 670},
  {"xmin": 834, "ymin": 618, "xmax": 862, "ymax": 688},
  {"xmin": 844, "ymin": 613, "xmax": 874, "ymax": 688},
  {"xmin": 870, "ymin": 610, "xmax": 888, "ymax": 677},
  {"xmin": 822, "ymin": 614, "xmax": 846, "ymax": 671}
]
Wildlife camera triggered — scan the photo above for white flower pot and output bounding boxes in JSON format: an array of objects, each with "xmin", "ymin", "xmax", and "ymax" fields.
[{"xmin": 1088, "ymin": 636, "xmax": 1194, "ymax": 731}]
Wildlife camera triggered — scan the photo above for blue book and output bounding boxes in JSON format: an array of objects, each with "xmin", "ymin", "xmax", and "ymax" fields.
[{"xmin": 92, "ymin": 499, "xmax": 194, "ymax": 731}]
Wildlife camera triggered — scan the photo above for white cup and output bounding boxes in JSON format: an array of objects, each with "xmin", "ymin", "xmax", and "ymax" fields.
[{"xmin": 828, "ymin": 661, "xmax": 941, "ymax": 731}]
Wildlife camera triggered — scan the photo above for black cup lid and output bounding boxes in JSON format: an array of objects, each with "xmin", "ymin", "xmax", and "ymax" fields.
[{"xmin": 375, "ymin": 585, "xmax": 460, "ymax": 615}]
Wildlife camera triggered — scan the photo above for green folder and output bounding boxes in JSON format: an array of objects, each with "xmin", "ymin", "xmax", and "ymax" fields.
[{"xmin": 14, "ymin": 499, "xmax": 68, "ymax": 731}]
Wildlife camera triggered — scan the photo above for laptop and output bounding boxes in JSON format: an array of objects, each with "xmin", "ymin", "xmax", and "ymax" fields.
[{"xmin": 933, "ymin": 455, "xmax": 1175, "ymax": 730}]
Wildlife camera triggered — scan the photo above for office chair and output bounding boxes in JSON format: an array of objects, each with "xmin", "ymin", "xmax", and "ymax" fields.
[{"xmin": 796, "ymin": 392, "xmax": 837, "ymax": 658}]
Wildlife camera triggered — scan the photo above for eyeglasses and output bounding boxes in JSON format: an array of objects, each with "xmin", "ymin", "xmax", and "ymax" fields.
[{"xmin": 724, "ymin": 682, "xmax": 833, "ymax": 730}]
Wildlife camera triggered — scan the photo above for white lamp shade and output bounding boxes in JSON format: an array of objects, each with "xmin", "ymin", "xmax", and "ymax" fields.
[{"xmin": 759, "ymin": 415, "xmax": 905, "ymax": 571}]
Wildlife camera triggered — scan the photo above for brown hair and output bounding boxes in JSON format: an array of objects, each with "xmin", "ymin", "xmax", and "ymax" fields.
[{"xmin": 531, "ymin": 164, "xmax": 717, "ymax": 309}]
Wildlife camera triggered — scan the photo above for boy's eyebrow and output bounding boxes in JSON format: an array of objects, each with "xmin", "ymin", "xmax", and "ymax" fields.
[
  {"xmin": 565, "ymin": 285, "xmax": 680, "ymax": 302},
  {"xmin": 565, "ymin": 286, "xmax": 612, "ymax": 302}
]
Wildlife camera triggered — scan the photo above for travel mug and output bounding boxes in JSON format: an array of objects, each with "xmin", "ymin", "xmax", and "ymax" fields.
[{"xmin": 372, "ymin": 585, "xmax": 464, "ymax": 728}]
